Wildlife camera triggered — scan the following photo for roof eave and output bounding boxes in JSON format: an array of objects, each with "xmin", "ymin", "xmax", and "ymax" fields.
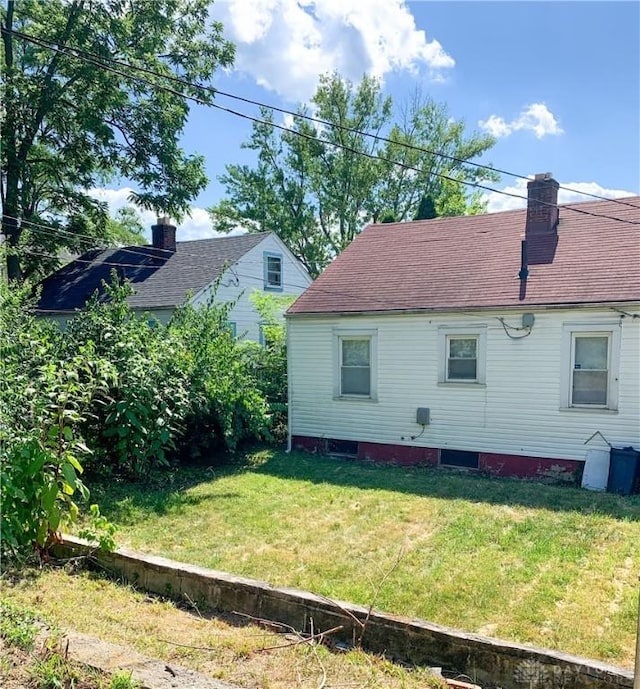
[{"xmin": 286, "ymin": 299, "xmax": 640, "ymax": 319}]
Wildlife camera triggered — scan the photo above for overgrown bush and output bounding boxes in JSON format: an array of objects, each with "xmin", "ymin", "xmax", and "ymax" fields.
[
  {"xmin": 0, "ymin": 275, "xmax": 280, "ymax": 557},
  {"xmin": 0, "ymin": 284, "xmax": 112, "ymax": 557},
  {"xmin": 240, "ymin": 292, "xmax": 293, "ymax": 442},
  {"xmin": 169, "ymin": 295, "xmax": 271, "ymax": 460},
  {"xmin": 65, "ymin": 280, "xmax": 190, "ymax": 478}
]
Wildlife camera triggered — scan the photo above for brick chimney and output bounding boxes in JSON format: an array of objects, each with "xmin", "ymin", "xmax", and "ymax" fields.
[
  {"xmin": 526, "ymin": 173, "xmax": 559, "ymax": 237},
  {"xmin": 151, "ymin": 216, "xmax": 177, "ymax": 253}
]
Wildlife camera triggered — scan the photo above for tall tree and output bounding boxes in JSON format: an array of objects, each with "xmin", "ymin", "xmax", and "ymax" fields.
[
  {"xmin": 1, "ymin": 0, "xmax": 235, "ymax": 281},
  {"xmin": 413, "ymin": 195, "xmax": 437, "ymax": 221},
  {"xmin": 210, "ymin": 73, "xmax": 496, "ymax": 277}
]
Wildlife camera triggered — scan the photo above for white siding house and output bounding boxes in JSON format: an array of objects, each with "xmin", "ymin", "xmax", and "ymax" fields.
[
  {"xmin": 287, "ymin": 177, "xmax": 640, "ymax": 480},
  {"xmin": 192, "ymin": 232, "xmax": 312, "ymax": 342},
  {"xmin": 36, "ymin": 221, "xmax": 312, "ymax": 340},
  {"xmin": 288, "ymin": 308, "xmax": 640, "ymax": 477}
]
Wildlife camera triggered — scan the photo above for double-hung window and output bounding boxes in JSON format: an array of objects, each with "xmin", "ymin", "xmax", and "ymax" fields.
[
  {"xmin": 561, "ymin": 323, "xmax": 620, "ymax": 410},
  {"xmin": 447, "ymin": 336, "xmax": 478, "ymax": 381},
  {"xmin": 438, "ymin": 326, "xmax": 487, "ymax": 384},
  {"xmin": 333, "ymin": 329, "xmax": 377, "ymax": 399},
  {"xmin": 263, "ymin": 252, "xmax": 283, "ymax": 291}
]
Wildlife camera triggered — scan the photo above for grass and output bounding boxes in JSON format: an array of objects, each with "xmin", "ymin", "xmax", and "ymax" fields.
[
  {"xmin": 1, "ymin": 568, "xmax": 448, "ymax": 688},
  {"xmin": 75, "ymin": 448, "xmax": 640, "ymax": 667},
  {"xmin": 6, "ymin": 447, "xmax": 640, "ymax": 672},
  {"xmin": 0, "ymin": 599, "xmax": 140, "ymax": 689}
]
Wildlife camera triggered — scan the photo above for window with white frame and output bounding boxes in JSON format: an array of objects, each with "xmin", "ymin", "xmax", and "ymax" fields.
[
  {"xmin": 571, "ymin": 334, "xmax": 609, "ymax": 405},
  {"xmin": 438, "ymin": 326, "xmax": 487, "ymax": 384},
  {"xmin": 561, "ymin": 323, "xmax": 620, "ymax": 410},
  {"xmin": 263, "ymin": 252, "xmax": 283, "ymax": 291},
  {"xmin": 333, "ymin": 330, "xmax": 377, "ymax": 399}
]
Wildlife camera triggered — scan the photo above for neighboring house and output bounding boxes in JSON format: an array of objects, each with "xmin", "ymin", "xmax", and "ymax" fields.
[
  {"xmin": 36, "ymin": 219, "xmax": 312, "ymax": 341},
  {"xmin": 286, "ymin": 175, "xmax": 640, "ymax": 480}
]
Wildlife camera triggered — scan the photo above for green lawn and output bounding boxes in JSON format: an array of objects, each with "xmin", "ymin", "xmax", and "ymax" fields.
[{"xmin": 87, "ymin": 448, "xmax": 640, "ymax": 667}]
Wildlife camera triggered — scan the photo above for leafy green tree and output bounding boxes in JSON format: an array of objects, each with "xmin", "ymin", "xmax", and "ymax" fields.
[
  {"xmin": 105, "ymin": 207, "xmax": 146, "ymax": 247},
  {"xmin": 210, "ymin": 73, "xmax": 496, "ymax": 276},
  {"xmin": 413, "ymin": 195, "xmax": 437, "ymax": 221},
  {"xmin": 1, "ymin": 0, "xmax": 235, "ymax": 281},
  {"xmin": 240, "ymin": 292, "xmax": 295, "ymax": 441}
]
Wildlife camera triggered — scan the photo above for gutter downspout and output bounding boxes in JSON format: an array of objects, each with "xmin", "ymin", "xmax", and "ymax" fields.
[{"xmin": 286, "ymin": 316, "xmax": 292, "ymax": 453}]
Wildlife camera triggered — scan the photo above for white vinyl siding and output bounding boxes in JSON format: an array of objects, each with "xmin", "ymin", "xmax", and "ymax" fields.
[
  {"xmin": 289, "ymin": 309, "xmax": 640, "ymax": 462},
  {"xmin": 192, "ymin": 234, "xmax": 311, "ymax": 342}
]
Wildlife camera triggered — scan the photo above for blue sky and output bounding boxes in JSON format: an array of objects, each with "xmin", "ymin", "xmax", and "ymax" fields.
[{"xmin": 96, "ymin": 1, "xmax": 640, "ymax": 239}]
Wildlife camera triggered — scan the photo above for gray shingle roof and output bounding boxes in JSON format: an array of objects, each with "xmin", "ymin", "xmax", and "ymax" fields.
[{"xmin": 36, "ymin": 232, "xmax": 270, "ymax": 312}]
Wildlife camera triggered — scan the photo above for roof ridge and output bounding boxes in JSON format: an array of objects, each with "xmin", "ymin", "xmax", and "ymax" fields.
[
  {"xmin": 173, "ymin": 231, "xmax": 269, "ymax": 247},
  {"xmin": 363, "ymin": 195, "xmax": 640, "ymax": 230}
]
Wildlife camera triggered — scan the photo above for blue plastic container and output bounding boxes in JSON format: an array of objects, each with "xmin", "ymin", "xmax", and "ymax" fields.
[{"xmin": 607, "ymin": 447, "xmax": 640, "ymax": 496}]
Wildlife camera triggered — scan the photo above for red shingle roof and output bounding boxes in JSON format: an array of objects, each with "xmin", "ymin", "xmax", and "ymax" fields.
[{"xmin": 288, "ymin": 197, "xmax": 640, "ymax": 315}]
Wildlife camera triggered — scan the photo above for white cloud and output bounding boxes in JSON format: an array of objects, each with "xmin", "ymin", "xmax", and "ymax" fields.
[
  {"xmin": 88, "ymin": 187, "xmax": 244, "ymax": 242},
  {"xmin": 484, "ymin": 178, "xmax": 635, "ymax": 213},
  {"xmin": 211, "ymin": 0, "xmax": 454, "ymax": 101},
  {"xmin": 479, "ymin": 103, "xmax": 563, "ymax": 139}
]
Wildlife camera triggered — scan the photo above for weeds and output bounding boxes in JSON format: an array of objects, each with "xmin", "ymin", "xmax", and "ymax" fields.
[
  {"xmin": 108, "ymin": 671, "xmax": 140, "ymax": 689},
  {"xmin": 0, "ymin": 599, "xmax": 39, "ymax": 651},
  {"xmin": 30, "ymin": 650, "xmax": 80, "ymax": 689}
]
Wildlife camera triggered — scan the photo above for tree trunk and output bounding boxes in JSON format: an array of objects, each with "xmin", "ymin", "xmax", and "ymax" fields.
[{"xmin": 2, "ymin": 212, "xmax": 22, "ymax": 282}]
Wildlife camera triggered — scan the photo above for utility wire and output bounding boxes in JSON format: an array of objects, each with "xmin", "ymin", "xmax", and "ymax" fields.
[
  {"xmin": 10, "ymin": 197, "xmax": 640, "ymax": 291},
  {"xmin": 17, "ymin": 231, "xmax": 490, "ymax": 313},
  {"xmin": 8, "ymin": 214, "xmax": 263, "ymax": 263},
  {"xmin": 5, "ymin": 26, "xmax": 639, "ymax": 210},
  {"xmin": 4, "ymin": 26, "xmax": 640, "ymax": 227},
  {"xmin": 9, "ymin": 214, "xmax": 315, "ymax": 277},
  {"xmin": 18, "ymin": 229, "xmax": 640, "ymax": 316},
  {"xmin": 18, "ymin": 245, "xmax": 415, "ymax": 311}
]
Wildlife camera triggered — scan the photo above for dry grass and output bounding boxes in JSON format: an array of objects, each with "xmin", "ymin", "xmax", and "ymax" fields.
[{"xmin": 1, "ymin": 566, "xmax": 448, "ymax": 688}]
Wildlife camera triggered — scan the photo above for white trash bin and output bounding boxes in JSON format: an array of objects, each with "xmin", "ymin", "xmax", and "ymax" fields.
[{"xmin": 581, "ymin": 449, "xmax": 610, "ymax": 491}]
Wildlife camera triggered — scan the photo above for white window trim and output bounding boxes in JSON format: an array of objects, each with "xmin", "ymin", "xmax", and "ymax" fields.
[
  {"xmin": 263, "ymin": 251, "xmax": 283, "ymax": 291},
  {"xmin": 438, "ymin": 326, "xmax": 487, "ymax": 384},
  {"xmin": 560, "ymin": 322, "xmax": 620, "ymax": 411},
  {"xmin": 333, "ymin": 328, "xmax": 378, "ymax": 401}
]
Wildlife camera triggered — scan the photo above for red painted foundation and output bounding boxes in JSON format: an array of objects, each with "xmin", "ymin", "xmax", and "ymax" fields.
[
  {"xmin": 291, "ymin": 436, "xmax": 582, "ymax": 481},
  {"xmin": 479, "ymin": 452, "xmax": 579, "ymax": 480}
]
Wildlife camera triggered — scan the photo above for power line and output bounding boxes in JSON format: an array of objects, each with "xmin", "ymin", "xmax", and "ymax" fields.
[
  {"xmin": 4, "ymin": 26, "xmax": 640, "ymax": 227},
  {"xmin": 19, "ymin": 245, "xmax": 389, "ymax": 311},
  {"xmin": 17, "ymin": 218, "xmax": 318, "ymax": 293},
  {"xmin": 17, "ymin": 221, "xmax": 640, "ymax": 317},
  {"xmin": 8, "ymin": 215, "xmax": 289, "ymax": 277},
  {"xmin": 5, "ymin": 26, "xmax": 639, "ymax": 210},
  {"xmin": 15, "ymin": 219, "xmax": 450, "ymax": 310}
]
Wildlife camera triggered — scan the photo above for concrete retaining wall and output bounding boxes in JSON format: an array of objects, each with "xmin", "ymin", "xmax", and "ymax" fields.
[{"xmin": 55, "ymin": 536, "xmax": 634, "ymax": 689}]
